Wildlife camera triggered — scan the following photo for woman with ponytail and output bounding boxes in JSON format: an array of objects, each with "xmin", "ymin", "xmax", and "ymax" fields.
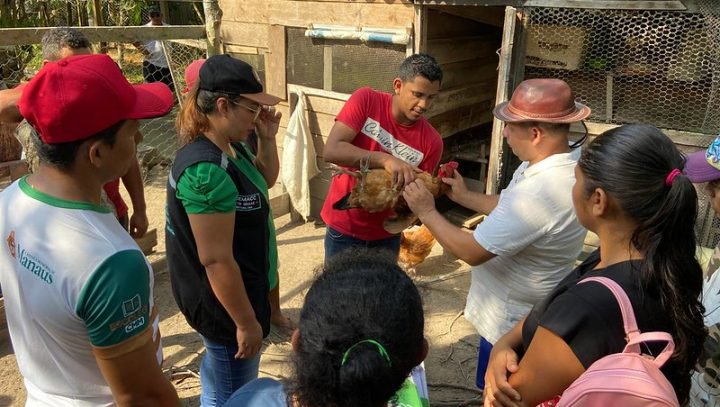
[
  {"xmin": 166, "ymin": 54, "xmax": 283, "ymax": 406},
  {"xmin": 484, "ymin": 124, "xmax": 706, "ymax": 406},
  {"xmin": 224, "ymin": 248, "xmax": 428, "ymax": 407}
]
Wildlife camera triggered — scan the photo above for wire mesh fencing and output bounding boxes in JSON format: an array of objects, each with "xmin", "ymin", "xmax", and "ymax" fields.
[
  {"xmin": 0, "ymin": 23, "xmax": 206, "ymax": 257},
  {"xmin": 521, "ymin": 4, "xmax": 720, "ymax": 247}
]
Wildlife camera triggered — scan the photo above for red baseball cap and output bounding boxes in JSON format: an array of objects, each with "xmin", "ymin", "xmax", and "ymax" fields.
[
  {"xmin": 18, "ymin": 54, "xmax": 173, "ymax": 144},
  {"xmin": 183, "ymin": 58, "xmax": 205, "ymax": 94}
]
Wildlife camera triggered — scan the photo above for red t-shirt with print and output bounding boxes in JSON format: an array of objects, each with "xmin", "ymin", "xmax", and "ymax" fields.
[{"xmin": 320, "ymin": 87, "xmax": 443, "ymax": 240}]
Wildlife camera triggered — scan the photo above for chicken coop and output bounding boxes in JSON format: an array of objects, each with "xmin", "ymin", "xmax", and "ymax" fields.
[
  {"xmin": 217, "ymin": 0, "xmax": 503, "ymax": 226},
  {"xmin": 217, "ymin": 0, "xmax": 720, "ymax": 247}
]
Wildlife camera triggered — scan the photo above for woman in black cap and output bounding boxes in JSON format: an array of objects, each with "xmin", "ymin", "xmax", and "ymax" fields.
[{"xmin": 166, "ymin": 54, "xmax": 282, "ymax": 406}]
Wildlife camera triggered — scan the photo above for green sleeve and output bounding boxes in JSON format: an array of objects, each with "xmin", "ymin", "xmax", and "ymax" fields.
[
  {"xmin": 176, "ymin": 161, "xmax": 238, "ymax": 214},
  {"xmin": 75, "ymin": 250, "xmax": 152, "ymax": 347}
]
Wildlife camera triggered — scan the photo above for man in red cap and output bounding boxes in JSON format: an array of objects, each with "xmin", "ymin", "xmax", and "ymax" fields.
[
  {"xmin": 0, "ymin": 54, "xmax": 179, "ymax": 405},
  {"xmin": 404, "ymin": 78, "xmax": 589, "ymax": 389},
  {"xmin": 0, "ymin": 27, "xmax": 150, "ymax": 238}
]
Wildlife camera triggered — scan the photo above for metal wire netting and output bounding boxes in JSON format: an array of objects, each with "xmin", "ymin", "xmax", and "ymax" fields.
[
  {"xmin": 0, "ymin": 44, "xmax": 205, "ymax": 175},
  {"xmin": 522, "ymin": 5, "xmax": 720, "ymax": 247},
  {"xmin": 696, "ymin": 0, "xmax": 720, "ymax": 249},
  {"xmin": 0, "ymin": 24, "xmax": 206, "ymax": 256},
  {"xmin": 523, "ymin": 7, "xmax": 715, "ymax": 133}
]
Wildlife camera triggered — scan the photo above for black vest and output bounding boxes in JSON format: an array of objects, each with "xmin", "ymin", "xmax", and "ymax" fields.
[{"xmin": 166, "ymin": 135, "xmax": 270, "ymax": 343}]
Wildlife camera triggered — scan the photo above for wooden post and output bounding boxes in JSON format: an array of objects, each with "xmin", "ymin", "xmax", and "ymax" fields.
[
  {"xmin": 486, "ymin": 6, "xmax": 518, "ymax": 195},
  {"xmin": 266, "ymin": 25, "xmax": 287, "ymax": 100},
  {"xmin": 413, "ymin": 5, "xmax": 427, "ymax": 53},
  {"xmin": 159, "ymin": 1, "xmax": 170, "ymax": 22},
  {"xmin": 202, "ymin": 0, "xmax": 222, "ymax": 57},
  {"xmin": 323, "ymin": 46, "xmax": 333, "ymax": 91}
]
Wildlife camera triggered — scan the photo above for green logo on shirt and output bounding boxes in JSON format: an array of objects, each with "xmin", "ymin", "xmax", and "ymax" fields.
[{"xmin": 17, "ymin": 244, "xmax": 54, "ymax": 284}]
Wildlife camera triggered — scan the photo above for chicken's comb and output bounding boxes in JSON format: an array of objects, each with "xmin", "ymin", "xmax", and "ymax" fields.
[{"xmin": 438, "ymin": 161, "xmax": 459, "ymax": 178}]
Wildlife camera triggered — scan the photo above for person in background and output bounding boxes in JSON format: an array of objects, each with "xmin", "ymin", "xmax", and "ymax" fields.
[
  {"xmin": 404, "ymin": 78, "xmax": 588, "ymax": 390},
  {"xmin": 134, "ymin": 7, "xmax": 174, "ymax": 92},
  {"xmin": 0, "ymin": 54, "xmax": 178, "ymax": 406},
  {"xmin": 182, "ymin": 57, "xmax": 294, "ymax": 333},
  {"xmin": 167, "ymin": 54, "xmax": 282, "ymax": 406},
  {"xmin": 485, "ymin": 124, "xmax": 705, "ymax": 406},
  {"xmin": 225, "ymin": 248, "xmax": 428, "ymax": 407},
  {"xmin": 0, "ymin": 27, "xmax": 149, "ymax": 237},
  {"xmin": 321, "ymin": 53, "xmax": 444, "ymax": 261},
  {"xmin": 683, "ymin": 135, "xmax": 720, "ymax": 407}
]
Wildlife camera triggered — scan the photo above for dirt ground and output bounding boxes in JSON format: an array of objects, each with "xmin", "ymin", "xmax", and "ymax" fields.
[{"xmin": 0, "ymin": 171, "xmax": 482, "ymax": 407}]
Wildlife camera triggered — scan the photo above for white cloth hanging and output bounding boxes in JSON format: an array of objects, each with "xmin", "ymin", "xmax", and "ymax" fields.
[{"xmin": 282, "ymin": 90, "xmax": 320, "ymax": 220}]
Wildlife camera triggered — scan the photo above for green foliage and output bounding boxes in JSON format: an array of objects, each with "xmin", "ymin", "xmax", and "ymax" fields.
[{"xmin": 122, "ymin": 0, "xmax": 150, "ymax": 26}]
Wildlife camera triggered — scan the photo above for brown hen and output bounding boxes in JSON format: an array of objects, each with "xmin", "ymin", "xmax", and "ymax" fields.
[
  {"xmin": 398, "ymin": 224, "xmax": 436, "ymax": 276},
  {"xmin": 332, "ymin": 161, "xmax": 458, "ymax": 233}
]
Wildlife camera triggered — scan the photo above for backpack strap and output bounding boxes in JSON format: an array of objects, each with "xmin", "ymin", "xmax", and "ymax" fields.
[
  {"xmin": 579, "ymin": 277, "xmax": 640, "ymax": 340},
  {"xmin": 578, "ymin": 276, "xmax": 675, "ymax": 368},
  {"xmin": 626, "ymin": 331, "xmax": 675, "ymax": 368}
]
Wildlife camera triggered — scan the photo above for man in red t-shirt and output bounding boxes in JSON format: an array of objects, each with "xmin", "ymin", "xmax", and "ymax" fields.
[{"xmin": 321, "ymin": 53, "xmax": 444, "ymax": 261}]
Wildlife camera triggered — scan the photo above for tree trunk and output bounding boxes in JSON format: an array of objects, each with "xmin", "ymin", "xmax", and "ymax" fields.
[
  {"xmin": 202, "ymin": 0, "xmax": 222, "ymax": 57},
  {"xmin": 40, "ymin": 2, "xmax": 50, "ymax": 26},
  {"xmin": 159, "ymin": 1, "xmax": 169, "ymax": 23},
  {"xmin": 66, "ymin": 2, "xmax": 73, "ymax": 26},
  {"xmin": 17, "ymin": 0, "xmax": 27, "ymax": 21}
]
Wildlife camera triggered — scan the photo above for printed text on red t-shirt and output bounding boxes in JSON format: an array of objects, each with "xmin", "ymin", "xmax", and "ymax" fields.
[{"xmin": 361, "ymin": 117, "xmax": 424, "ymax": 166}]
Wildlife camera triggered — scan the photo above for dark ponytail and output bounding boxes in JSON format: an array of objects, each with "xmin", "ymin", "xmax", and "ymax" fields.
[
  {"xmin": 290, "ymin": 249, "xmax": 425, "ymax": 407},
  {"xmin": 578, "ymin": 124, "xmax": 706, "ymax": 404}
]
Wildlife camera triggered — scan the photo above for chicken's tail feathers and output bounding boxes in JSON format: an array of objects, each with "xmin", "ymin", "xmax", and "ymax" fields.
[
  {"xmin": 332, "ymin": 192, "xmax": 355, "ymax": 210},
  {"xmin": 383, "ymin": 215, "xmax": 419, "ymax": 234}
]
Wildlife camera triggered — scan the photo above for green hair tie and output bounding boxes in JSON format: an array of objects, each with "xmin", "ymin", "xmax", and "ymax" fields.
[{"xmin": 341, "ymin": 339, "xmax": 392, "ymax": 367}]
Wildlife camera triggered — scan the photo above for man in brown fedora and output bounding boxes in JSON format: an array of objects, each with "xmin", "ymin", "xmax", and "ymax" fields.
[{"xmin": 403, "ymin": 78, "xmax": 589, "ymax": 389}]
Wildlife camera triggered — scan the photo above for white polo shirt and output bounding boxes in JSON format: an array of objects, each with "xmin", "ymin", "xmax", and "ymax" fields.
[{"xmin": 465, "ymin": 151, "xmax": 587, "ymax": 343}]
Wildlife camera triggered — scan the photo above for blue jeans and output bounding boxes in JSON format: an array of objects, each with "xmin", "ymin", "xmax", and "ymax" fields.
[
  {"xmin": 200, "ymin": 335, "xmax": 261, "ymax": 407},
  {"xmin": 324, "ymin": 226, "xmax": 401, "ymax": 262},
  {"xmin": 476, "ymin": 337, "xmax": 494, "ymax": 390}
]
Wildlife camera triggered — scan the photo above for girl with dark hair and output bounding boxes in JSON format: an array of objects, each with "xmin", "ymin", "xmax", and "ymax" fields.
[
  {"xmin": 224, "ymin": 249, "xmax": 429, "ymax": 407},
  {"xmin": 484, "ymin": 124, "xmax": 706, "ymax": 406}
]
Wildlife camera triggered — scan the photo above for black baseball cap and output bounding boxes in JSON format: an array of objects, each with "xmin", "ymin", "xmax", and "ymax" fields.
[{"xmin": 198, "ymin": 54, "xmax": 280, "ymax": 106}]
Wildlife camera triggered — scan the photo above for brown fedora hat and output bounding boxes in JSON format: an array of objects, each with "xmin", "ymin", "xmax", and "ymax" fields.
[{"xmin": 493, "ymin": 78, "xmax": 591, "ymax": 123}]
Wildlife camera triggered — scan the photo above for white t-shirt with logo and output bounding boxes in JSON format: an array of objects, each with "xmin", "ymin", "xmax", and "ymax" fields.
[
  {"xmin": 465, "ymin": 151, "xmax": 587, "ymax": 343},
  {"xmin": 0, "ymin": 178, "xmax": 162, "ymax": 406}
]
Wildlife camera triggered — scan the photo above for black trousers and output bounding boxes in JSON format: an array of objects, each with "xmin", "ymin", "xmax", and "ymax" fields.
[{"xmin": 142, "ymin": 60, "xmax": 174, "ymax": 92}]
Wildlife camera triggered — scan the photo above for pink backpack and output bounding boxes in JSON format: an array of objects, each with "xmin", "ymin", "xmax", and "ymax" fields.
[{"xmin": 556, "ymin": 277, "xmax": 680, "ymax": 406}]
